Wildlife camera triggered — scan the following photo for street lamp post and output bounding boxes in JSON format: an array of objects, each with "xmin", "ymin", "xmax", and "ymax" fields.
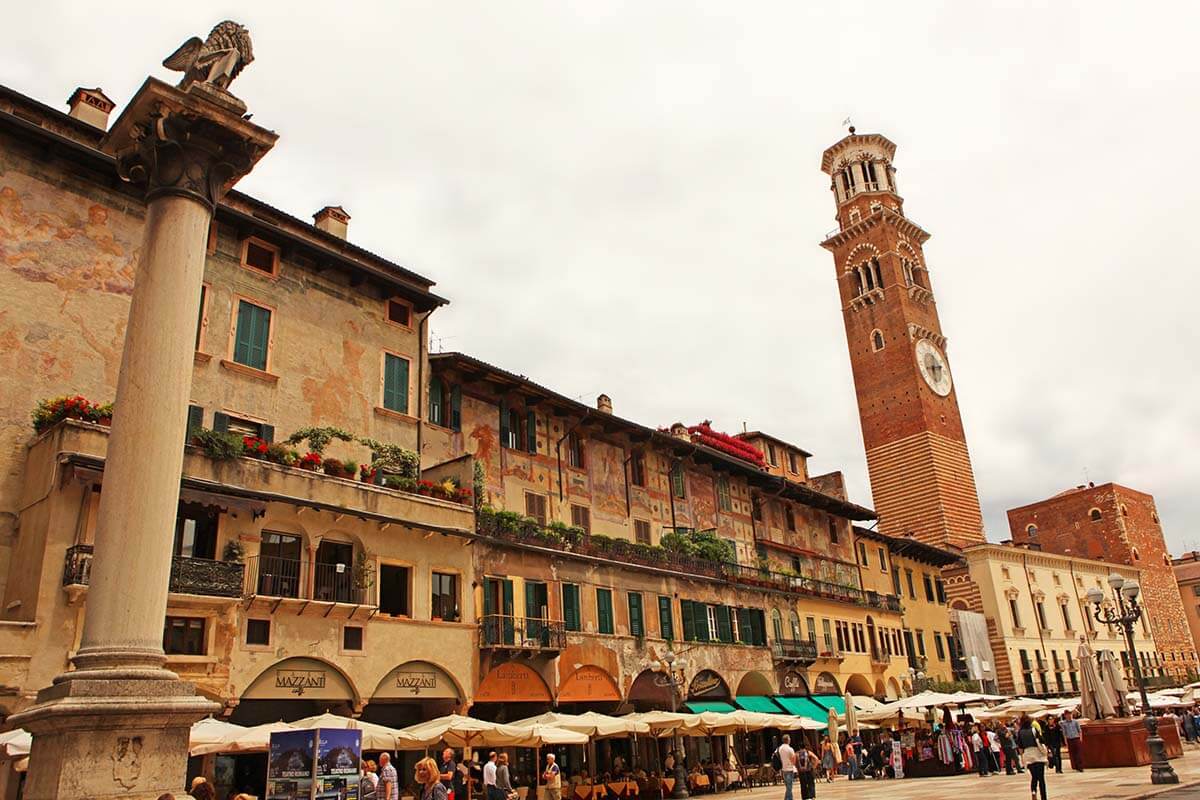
[
  {"xmin": 1086, "ymin": 574, "xmax": 1178, "ymax": 785},
  {"xmin": 906, "ymin": 667, "xmax": 926, "ymax": 694},
  {"xmin": 650, "ymin": 651, "xmax": 692, "ymax": 799}
]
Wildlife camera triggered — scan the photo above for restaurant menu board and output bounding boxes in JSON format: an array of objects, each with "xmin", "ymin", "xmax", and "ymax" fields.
[
  {"xmin": 316, "ymin": 728, "xmax": 362, "ymax": 800},
  {"xmin": 268, "ymin": 730, "xmax": 317, "ymax": 800}
]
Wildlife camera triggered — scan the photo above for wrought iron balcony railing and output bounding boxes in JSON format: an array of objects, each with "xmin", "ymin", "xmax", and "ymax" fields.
[
  {"xmin": 63, "ymin": 544, "xmax": 243, "ymax": 599},
  {"xmin": 479, "ymin": 614, "xmax": 566, "ymax": 651},
  {"xmin": 772, "ymin": 638, "xmax": 818, "ymax": 664},
  {"xmin": 243, "ymin": 555, "xmax": 372, "ymax": 606}
]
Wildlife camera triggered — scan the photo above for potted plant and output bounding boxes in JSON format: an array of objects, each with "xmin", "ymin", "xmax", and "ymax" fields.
[
  {"xmin": 342, "ymin": 459, "xmax": 359, "ymax": 479},
  {"xmin": 359, "ymin": 463, "xmax": 377, "ymax": 483},
  {"xmin": 221, "ymin": 539, "xmax": 245, "ymax": 564},
  {"xmin": 190, "ymin": 428, "xmax": 245, "ymax": 461},
  {"xmin": 285, "ymin": 426, "xmax": 356, "ymax": 456},
  {"xmin": 242, "ymin": 436, "xmax": 270, "ymax": 459},
  {"xmin": 32, "ymin": 395, "xmax": 113, "ymax": 433},
  {"xmin": 298, "ymin": 452, "xmax": 322, "ymax": 471}
]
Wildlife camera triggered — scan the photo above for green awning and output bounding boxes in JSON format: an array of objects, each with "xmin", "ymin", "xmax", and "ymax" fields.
[
  {"xmin": 771, "ymin": 696, "xmax": 828, "ymax": 722},
  {"xmin": 734, "ymin": 695, "xmax": 784, "ymax": 714},
  {"xmin": 812, "ymin": 694, "xmax": 846, "ymax": 716},
  {"xmin": 685, "ymin": 701, "xmax": 736, "ymax": 713}
]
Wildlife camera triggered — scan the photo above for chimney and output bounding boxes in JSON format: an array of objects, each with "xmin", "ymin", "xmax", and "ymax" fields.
[
  {"xmin": 66, "ymin": 87, "xmax": 115, "ymax": 130},
  {"xmin": 314, "ymin": 205, "xmax": 351, "ymax": 239},
  {"xmin": 670, "ymin": 423, "xmax": 690, "ymax": 442},
  {"xmin": 597, "ymin": 394, "xmax": 613, "ymax": 414}
]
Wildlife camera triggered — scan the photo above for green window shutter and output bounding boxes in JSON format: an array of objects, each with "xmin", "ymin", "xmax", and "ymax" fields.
[
  {"xmin": 186, "ymin": 405, "xmax": 203, "ymax": 441},
  {"xmin": 751, "ymin": 610, "xmax": 766, "ymax": 646},
  {"xmin": 563, "ymin": 584, "xmax": 580, "ymax": 632},
  {"xmin": 738, "ymin": 608, "xmax": 754, "ymax": 644},
  {"xmin": 233, "ymin": 300, "xmax": 270, "ymax": 371},
  {"xmin": 659, "ymin": 596, "xmax": 674, "ymax": 641},
  {"xmin": 693, "ymin": 603, "xmax": 711, "ymax": 642},
  {"xmin": 483, "ymin": 579, "xmax": 497, "ymax": 616},
  {"xmin": 383, "ymin": 354, "xmax": 410, "ymax": 413},
  {"xmin": 212, "ymin": 412, "xmax": 230, "ymax": 433},
  {"xmin": 429, "ymin": 376, "xmax": 443, "ymax": 425},
  {"xmin": 499, "ymin": 402, "xmax": 510, "ymax": 448},
  {"xmin": 526, "ymin": 409, "xmax": 537, "ymax": 453},
  {"xmin": 680, "ymin": 600, "xmax": 695, "ymax": 641},
  {"xmin": 628, "ymin": 593, "xmax": 644, "ymax": 637},
  {"xmin": 597, "ymin": 588, "xmax": 613, "ymax": 634},
  {"xmin": 195, "ymin": 284, "xmax": 206, "ymax": 351},
  {"xmin": 716, "ymin": 605, "xmax": 733, "ymax": 643},
  {"xmin": 450, "ymin": 385, "xmax": 462, "ymax": 431}
]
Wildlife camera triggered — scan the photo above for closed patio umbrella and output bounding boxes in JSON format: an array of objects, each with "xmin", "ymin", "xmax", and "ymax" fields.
[
  {"xmin": 1078, "ymin": 639, "xmax": 1115, "ymax": 720},
  {"xmin": 1097, "ymin": 650, "xmax": 1129, "ymax": 716},
  {"xmin": 843, "ymin": 692, "xmax": 859, "ymax": 736},
  {"xmin": 826, "ymin": 706, "xmax": 839, "ymax": 738}
]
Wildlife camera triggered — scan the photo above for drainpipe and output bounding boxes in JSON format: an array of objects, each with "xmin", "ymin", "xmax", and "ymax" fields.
[
  {"xmin": 556, "ymin": 410, "xmax": 593, "ymax": 502},
  {"xmin": 416, "ymin": 308, "xmax": 435, "ymax": 470},
  {"xmin": 623, "ymin": 451, "xmax": 635, "ymax": 516},
  {"xmin": 1021, "ymin": 551, "xmax": 1051, "ymax": 694}
]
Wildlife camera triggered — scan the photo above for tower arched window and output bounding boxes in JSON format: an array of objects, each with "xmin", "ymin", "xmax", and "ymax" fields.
[
  {"xmin": 1026, "ymin": 524, "xmax": 1038, "ymax": 538},
  {"xmin": 841, "ymin": 165, "xmax": 857, "ymax": 197},
  {"xmin": 1089, "ymin": 508, "xmax": 1102, "ymax": 522},
  {"xmin": 912, "ymin": 266, "xmax": 928, "ymax": 290},
  {"xmin": 872, "ymin": 330, "xmax": 885, "ymax": 351},
  {"xmin": 871, "ymin": 258, "xmax": 883, "ymax": 289},
  {"xmin": 902, "ymin": 259, "xmax": 915, "ymax": 288},
  {"xmin": 862, "ymin": 160, "xmax": 879, "ymax": 189},
  {"xmin": 862, "ymin": 264, "xmax": 875, "ymax": 291}
]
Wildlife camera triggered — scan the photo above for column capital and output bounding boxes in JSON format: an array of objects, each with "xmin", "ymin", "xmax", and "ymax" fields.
[{"xmin": 102, "ymin": 77, "xmax": 278, "ymax": 211}]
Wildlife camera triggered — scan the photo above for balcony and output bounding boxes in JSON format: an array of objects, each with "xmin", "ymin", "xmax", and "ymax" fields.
[
  {"xmin": 63, "ymin": 544, "xmax": 243, "ymax": 599},
  {"xmin": 815, "ymin": 646, "xmax": 844, "ymax": 662},
  {"xmin": 243, "ymin": 555, "xmax": 373, "ymax": 607},
  {"xmin": 480, "ymin": 615, "xmax": 566, "ymax": 653},
  {"xmin": 772, "ymin": 638, "xmax": 818, "ymax": 665},
  {"xmin": 870, "ymin": 650, "xmax": 891, "ymax": 668}
]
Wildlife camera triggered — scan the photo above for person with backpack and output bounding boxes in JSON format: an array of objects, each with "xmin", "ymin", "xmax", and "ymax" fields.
[
  {"xmin": 797, "ymin": 741, "xmax": 819, "ymax": 799},
  {"xmin": 1016, "ymin": 716, "xmax": 1049, "ymax": 800}
]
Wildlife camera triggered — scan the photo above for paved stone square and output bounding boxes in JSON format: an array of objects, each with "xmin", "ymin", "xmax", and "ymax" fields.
[{"xmin": 725, "ymin": 749, "xmax": 1200, "ymax": 800}]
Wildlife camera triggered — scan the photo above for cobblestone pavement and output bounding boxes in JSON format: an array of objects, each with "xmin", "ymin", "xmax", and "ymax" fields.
[{"xmin": 721, "ymin": 749, "xmax": 1200, "ymax": 800}]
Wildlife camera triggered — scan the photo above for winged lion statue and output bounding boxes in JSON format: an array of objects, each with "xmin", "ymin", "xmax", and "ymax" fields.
[{"xmin": 162, "ymin": 20, "xmax": 254, "ymax": 92}]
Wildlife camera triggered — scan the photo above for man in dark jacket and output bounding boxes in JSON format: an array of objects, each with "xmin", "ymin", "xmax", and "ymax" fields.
[{"xmin": 1043, "ymin": 717, "xmax": 1064, "ymax": 774}]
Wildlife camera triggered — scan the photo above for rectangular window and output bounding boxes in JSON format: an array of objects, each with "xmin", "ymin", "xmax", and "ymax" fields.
[
  {"xmin": 1060, "ymin": 602, "xmax": 1073, "ymax": 630},
  {"xmin": 806, "ymin": 616, "xmax": 817, "ymax": 645},
  {"xmin": 628, "ymin": 592, "xmax": 644, "ymax": 637},
  {"xmin": 570, "ymin": 504, "xmax": 591, "ymax": 534},
  {"xmin": 241, "ymin": 237, "xmax": 279, "ymax": 275},
  {"xmin": 716, "ymin": 477, "xmax": 732, "ymax": 512},
  {"xmin": 382, "ymin": 353, "xmax": 411, "ymax": 414},
  {"xmin": 891, "ymin": 567, "xmax": 902, "ymax": 596},
  {"xmin": 822, "ymin": 619, "xmax": 834, "ymax": 653},
  {"xmin": 246, "ymin": 618, "xmax": 270, "ymax": 646},
  {"xmin": 935, "ymin": 578, "xmax": 946, "ymax": 603},
  {"xmin": 923, "ymin": 574, "xmax": 935, "ymax": 602},
  {"xmin": 715, "ymin": 605, "xmax": 734, "ymax": 643},
  {"xmin": 1010, "ymin": 597, "xmax": 1022, "ymax": 628},
  {"xmin": 163, "ymin": 616, "xmax": 205, "ymax": 656},
  {"xmin": 670, "ymin": 463, "xmax": 686, "ymax": 499},
  {"xmin": 785, "ymin": 506, "xmax": 796, "ymax": 531},
  {"xmin": 385, "ymin": 298, "xmax": 412, "ymax": 327},
  {"xmin": 525, "ymin": 492, "xmax": 547, "ymax": 526},
  {"xmin": 379, "ymin": 564, "xmax": 411, "ymax": 616},
  {"xmin": 567, "ymin": 432, "xmax": 586, "ymax": 469},
  {"xmin": 905, "ymin": 569, "xmax": 916, "ymax": 599},
  {"xmin": 634, "ymin": 520, "xmax": 651, "ymax": 545},
  {"xmin": 915, "ymin": 629, "xmax": 926, "ymax": 657},
  {"xmin": 596, "ymin": 588, "xmax": 614, "ymax": 634},
  {"xmin": 562, "ymin": 584, "xmax": 581, "ymax": 632},
  {"xmin": 212, "ymin": 412, "xmax": 273, "ymax": 443},
  {"xmin": 232, "ymin": 299, "xmax": 271, "ymax": 371},
  {"xmin": 766, "ymin": 443, "xmax": 778, "ymax": 466},
  {"xmin": 857, "ymin": 542, "xmax": 869, "ymax": 566},
  {"xmin": 878, "ymin": 547, "xmax": 887, "ymax": 572},
  {"xmin": 828, "ymin": 518, "xmax": 839, "ymax": 544},
  {"xmin": 343, "ymin": 625, "xmax": 364, "ymax": 651},
  {"xmin": 173, "ymin": 501, "xmax": 218, "ymax": 560},
  {"xmin": 1036, "ymin": 601, "xmax": 1049, "ymax": 630},
  {"xmin": 934, "ymin": 633, "xmax": 946, "ymax": 661},
  {"xmin": 659, "ymin": 596, "xmax": 674, "ymax": 640},
  {"xmin": 630, "ymin": 451, "xmax": 646, "ymax": 487},
  {"xmin": 431, "ymin": 572, "xmax": 459, "ymax": 621},
  {"xmin": 787, "ymin": 451, "xmax": 799, "ymax": 473},
  {"xmin": 428, "ymin": 378, "xmax": 462, "ymax": 431},
  {"xmin": 752, "ymin": 499, "xmax": 762, "ymax": 522}
]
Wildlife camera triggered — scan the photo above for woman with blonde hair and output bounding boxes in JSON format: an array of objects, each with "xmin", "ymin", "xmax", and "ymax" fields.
[{"xmin": 417, "ymin": 756, "xmax": 450, "ymax": 800}]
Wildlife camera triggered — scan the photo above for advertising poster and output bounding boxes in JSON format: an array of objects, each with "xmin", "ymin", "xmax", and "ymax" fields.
[
  {"xmin": 267, "ymin": 729, "xmax": 317, "ymax": 800},
  {"xmin": 316, "ymin": 728, "xmax": 363, "ymax": 800}
]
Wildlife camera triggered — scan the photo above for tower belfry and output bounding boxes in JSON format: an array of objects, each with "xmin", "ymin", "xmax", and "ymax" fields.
[{"xmin": 820, "ymin": 132, "xmax": 985, "ymax": 550}]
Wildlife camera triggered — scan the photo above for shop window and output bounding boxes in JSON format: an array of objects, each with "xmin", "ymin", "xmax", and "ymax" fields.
[
  {"xmin": 240, "ymin": 237, "xmax": 279, "ymax": 276},
  {"xmin": 525, "ymin": 492, "xmax": 547, "ymax": 526},
  {"xmin": 716, "ymin": 476, "xmax": 732, "ymax": 512},
  {"xmin": 163, "ymin": 616, "xmax": 205, "ymax": 656},
  {"xmin": 231, "ymin": 298, "xmax": 272, "ymax": 371},
  {"xmin": 634, "ymin": 520, "xmax": 651, "ymax": 545},
  {"xmin": 246, "ymin": 618, "xmax": 270, "ymax": 646},
  {"xmin": 567, "ymin": 433, "xmax": 586, "ymax": 469},
  {"xmin": 570, "ymin": 504, "xmax": 591, "ymax": 534},
  {"xmin": 431, "ymin": 572, "xmax": 459, "ymax": 621},
  {"xmin": 173, "ymin": 501, "xmax": 218, "ymax": 560},
  {"xmin": 385, "ymin": 297, "xmax": 412, "ymax": 328},
  {"xmin": 343, "ymin": 625, "xmax": 364, "ymax": 651},
  {"xmin": 379, "ymin": 564, "xmax": 411, "ymax": 617},
  {"xmin": 630, "ymin": 451, "xmax": 647, "ymax": 487},
  {"xmin": 382, "ymin": 352, "xmax": 411, "ymax": 414},
  {"xmin": 428, "ymin": 377, "xmax": 462, "ymax": 431},
  {"xmin": 658, "ymin": 596, "xmax": 674, "ymax": 641}
]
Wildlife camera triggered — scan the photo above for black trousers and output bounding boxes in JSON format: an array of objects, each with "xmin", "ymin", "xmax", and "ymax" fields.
[
  {"xmin": 1048, "ymin": 745, "xmax": 1062, "ymax": 772},
  {"xmin": 1029, "ymin": 762, "xmax": 1047, "ymax": 800}
]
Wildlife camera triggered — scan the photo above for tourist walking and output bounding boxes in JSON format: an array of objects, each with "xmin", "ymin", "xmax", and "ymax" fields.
[
  {"xmin": 543, "ymin": 753, "xmax": 562, "ymax": 800},
  {"xmin": 986, "ymin": 725, "xmax": 1002, "ymax": 774},
  {"xmin": 820, "ymin": 737, "xmax": 837, "ymax": 782},
  {"xmin": 442, "ymin": 747, "xmax": 466, "ymax": 800},
  {"xmin": 1016, "ymin": 717, "xmax": 1049, "ymax": 800},
  {"xmin": 843, "ymin": 738, "xmax": 861, "ymax": 780},
  {"xmin": 484, "ymin": 751, "xmax": 500, "ymax": 800},
  {"xmin": 418, "ymin": 757, "xmax": 451, "ymax": 800},
  {"xmin": 497, "ymin": 753, "xmax": 515, "ymax": 800},
  {"xmin": 1043, "ymin": 718, "xmax": 1063, "ymax": 774},
  {"xmin": 972, "ymin": 725, "xmax": 990, "ymax": 776},
  {"xmin": 998, "ymin": 724, "xmax": 1018, "ymax": 775},
  {"xmin": 1061, "ymin": 711, "xmax": 1084, "ymax": 772},
  {"xmin": 379, "ymin": 753, "xmax": 400, "ymax": 800},
  {"xmin": 362, "ymin": 759, "xmax": 380, "ymax": 799},
  {"xmin": 799, "ymin": 742, "xmax": 819, "ymax": 800},
  {"xmin": 777, "ymin": 734, "xmax": 798, "ymax": 800}
]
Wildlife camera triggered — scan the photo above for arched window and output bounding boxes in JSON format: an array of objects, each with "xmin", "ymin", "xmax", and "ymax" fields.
[
  {"xmin": 872, "ymin": 330, "xmax": 885, "ymax": 351},
  {"xmin": 901, "ymin": 259, "xmax": 915, "ymax": 287},
  {"xmin": 1131, "ymin": 547, "xmax": 1141, "ymax": 561},
  {"xmin": 862, "ymin": 160, "xmax": 879, "ymax": 187},
  {"xmin": 871, "ymin": 258, "xmax": 883, "ymax": 289},
  {"xmin": 1089, "ymin": 508, "xmax": 1102, "ymax": 522},
  {"xmin": 789, "ymin": 611, "xmax": 802, "ymax": 641},
  {"xmin": 912, "ymin": 266, "xmax": 928, "ymax": 290},
  {"xmin": 1026, "ymin": 524, "xmax": 1038, "ymax": 537},
  {"xmin": 771, "ymin": 608, "xmax": 783, "ymax": 641},
  {"xmin": 1121, "ymin": 504, "xmax": 1129, "ymax": 517}
]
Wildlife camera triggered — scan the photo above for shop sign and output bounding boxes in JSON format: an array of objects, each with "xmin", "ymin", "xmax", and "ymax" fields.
[
  {"xmin": 476, "ymin": 661, "xmax": 551, "ymax": 703},
  {"xmin": 243, "ymin": 657, "xmax": 355, "ymax": 702},
  {"xmin": 688, "ymin": 670, "xmax": 729, "ymax": 699},
  {"xmin": 813, "ymin": 672, "xmax": 840, "ymax": 695},
  {"xmin": 781, "ymin": 671, "xmax": 809, "ymax": 696},
  {"xmin": 558, "ymin": 664, "xmax": 621, "ymax": 703},
  {"xmin": 276, "ymin": 668, "xmax": 326, "ymax": 696},
  {"xmin": 374, "ymin": 661, "xmax": 461, "ymax": 700}
]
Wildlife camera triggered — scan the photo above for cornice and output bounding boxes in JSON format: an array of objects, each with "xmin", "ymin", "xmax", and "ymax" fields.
[{"xmin": 820, "ymin": 207, "xmax": 930, "ymax": 251}]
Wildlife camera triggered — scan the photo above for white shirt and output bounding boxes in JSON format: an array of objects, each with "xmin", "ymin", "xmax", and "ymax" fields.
[
  {"xmin": 777, "ymin": 743, "xmax": 797, "ymax": 774},
  {"xmin": 484, "ymin": 760, "xmax": 498, "ymax": 787},
  {"xmin": 971, "ymin": 732, "xmax": 984, "ymax": 751},
  {"xmin": 987, "ymin": 731, "xmax": 1000, "ymax": 752}
]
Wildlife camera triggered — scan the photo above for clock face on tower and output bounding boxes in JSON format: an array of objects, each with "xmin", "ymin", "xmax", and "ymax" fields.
[{"xmin": 915, "ymin": 339, "xmax": 953, "ymax": 396}]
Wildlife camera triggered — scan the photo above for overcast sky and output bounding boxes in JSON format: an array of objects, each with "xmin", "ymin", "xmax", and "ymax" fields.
[{"xmin": 7, "ymin": 2, "xmax": 1199, "ymax": 552}]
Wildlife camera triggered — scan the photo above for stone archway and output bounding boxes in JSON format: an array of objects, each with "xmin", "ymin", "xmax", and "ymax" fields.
[
  {"xmin": 886, "ymin": 677, "xmax": 901, "ymax": 699},
  {"xmin": 844, "ymin": 674, "xmax": 873, "ymax": 696},
  {"xmin": 735, "ymin": 671, "xmax": 775, "ymax": 697},
  {"xmin": 873, "ymin": 679, "xmax": 886, "ymax": 699}
]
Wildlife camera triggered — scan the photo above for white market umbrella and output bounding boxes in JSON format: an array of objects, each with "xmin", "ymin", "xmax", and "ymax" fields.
[
  {"xmin": 0, "ymin": 729, "xmax": 31, "ymax": 759},
  {"xmin": 510, "ymin": 711, "xmax": 649, "ymax": 738},
  {"xmin": 844, "ymin": 692, "xmax": 859, "ymax": 736},
  {"xmin": 191, "ymin": 720, "xmax": 296, "ymax": 756},
  {"xmin": 397, "ymin": 714, "xmax": 552, "ymax": 749},
  {"xmin": 189, "ymin": 718, "xmax": 246, "ymax": 754},
  {"xmin": 291, "ymin": 712, "xmax": 416, "ymax": 751},
  {"xmin": 621, "ymin": 711, "xmax": 703, "ymax": 737}
]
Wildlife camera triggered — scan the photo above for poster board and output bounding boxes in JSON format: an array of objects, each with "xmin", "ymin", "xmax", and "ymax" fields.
[
  {"xmin": 317, "ymin": 729, "xmax": 363, "ymax": 799},
  {"xmin": 268, "ymin": 728, "xmax": 363, "ymax": 800},
  {"xmin": 268, "ymin": 730, "xmax": 316, "ymax": 800}
]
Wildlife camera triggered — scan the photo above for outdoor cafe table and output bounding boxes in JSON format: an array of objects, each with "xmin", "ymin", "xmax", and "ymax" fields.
[
  {"xmin": 662, "ymin": 778, "xmax": 675, "ymax": 794},
  {"xmin": 688, "ymin": 774, "xmax": 710, "ymax": 791},
  {"xmin": 607, "ymin": 781, "xmax": 639, "ymax": 797},
  {"xmin": 573, "ymin": 784, "xmax": 608, "ymax": 800}
]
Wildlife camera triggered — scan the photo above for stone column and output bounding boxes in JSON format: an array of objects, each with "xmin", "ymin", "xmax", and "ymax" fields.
[{"xmin": 10, "ymin": 77, "xmax": 276, "ymax": 800}]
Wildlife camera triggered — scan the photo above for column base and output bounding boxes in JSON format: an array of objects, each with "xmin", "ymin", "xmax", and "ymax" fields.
[{"xmin": 8, "ymin": 674, "xmax": 218, "ymax": 800}]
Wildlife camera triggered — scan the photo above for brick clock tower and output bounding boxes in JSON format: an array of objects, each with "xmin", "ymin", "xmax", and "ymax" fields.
[{"xmin": 820, "ymin": 130, "xmax": 985, "ymax": 550}]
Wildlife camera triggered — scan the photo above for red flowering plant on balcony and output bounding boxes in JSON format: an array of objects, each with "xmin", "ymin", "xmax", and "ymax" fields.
[
  {"xmin": 297, "ymin": 452, "xmax": 323, "ymax": 471},
  {"xmin": 359, "ymin": 463, "xmax": 377, "ymax": 483},
  {"xmin": 32, "ymin": 395, "xmax": 113, "ymax": 433},
  {"xmin": 454, "ymin": 487, "xmax": 474, "ymax": 504},
  {"xmin": 416, "ymin": 479, "xmax": 436, "ymax": 496},
  {"xmin": 242, "ymin": 436, "xmax": 270, "ymax": 459},
  {"xmin": 686, "ymin": 422, "xmax": 766, "ymax": 468}
]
